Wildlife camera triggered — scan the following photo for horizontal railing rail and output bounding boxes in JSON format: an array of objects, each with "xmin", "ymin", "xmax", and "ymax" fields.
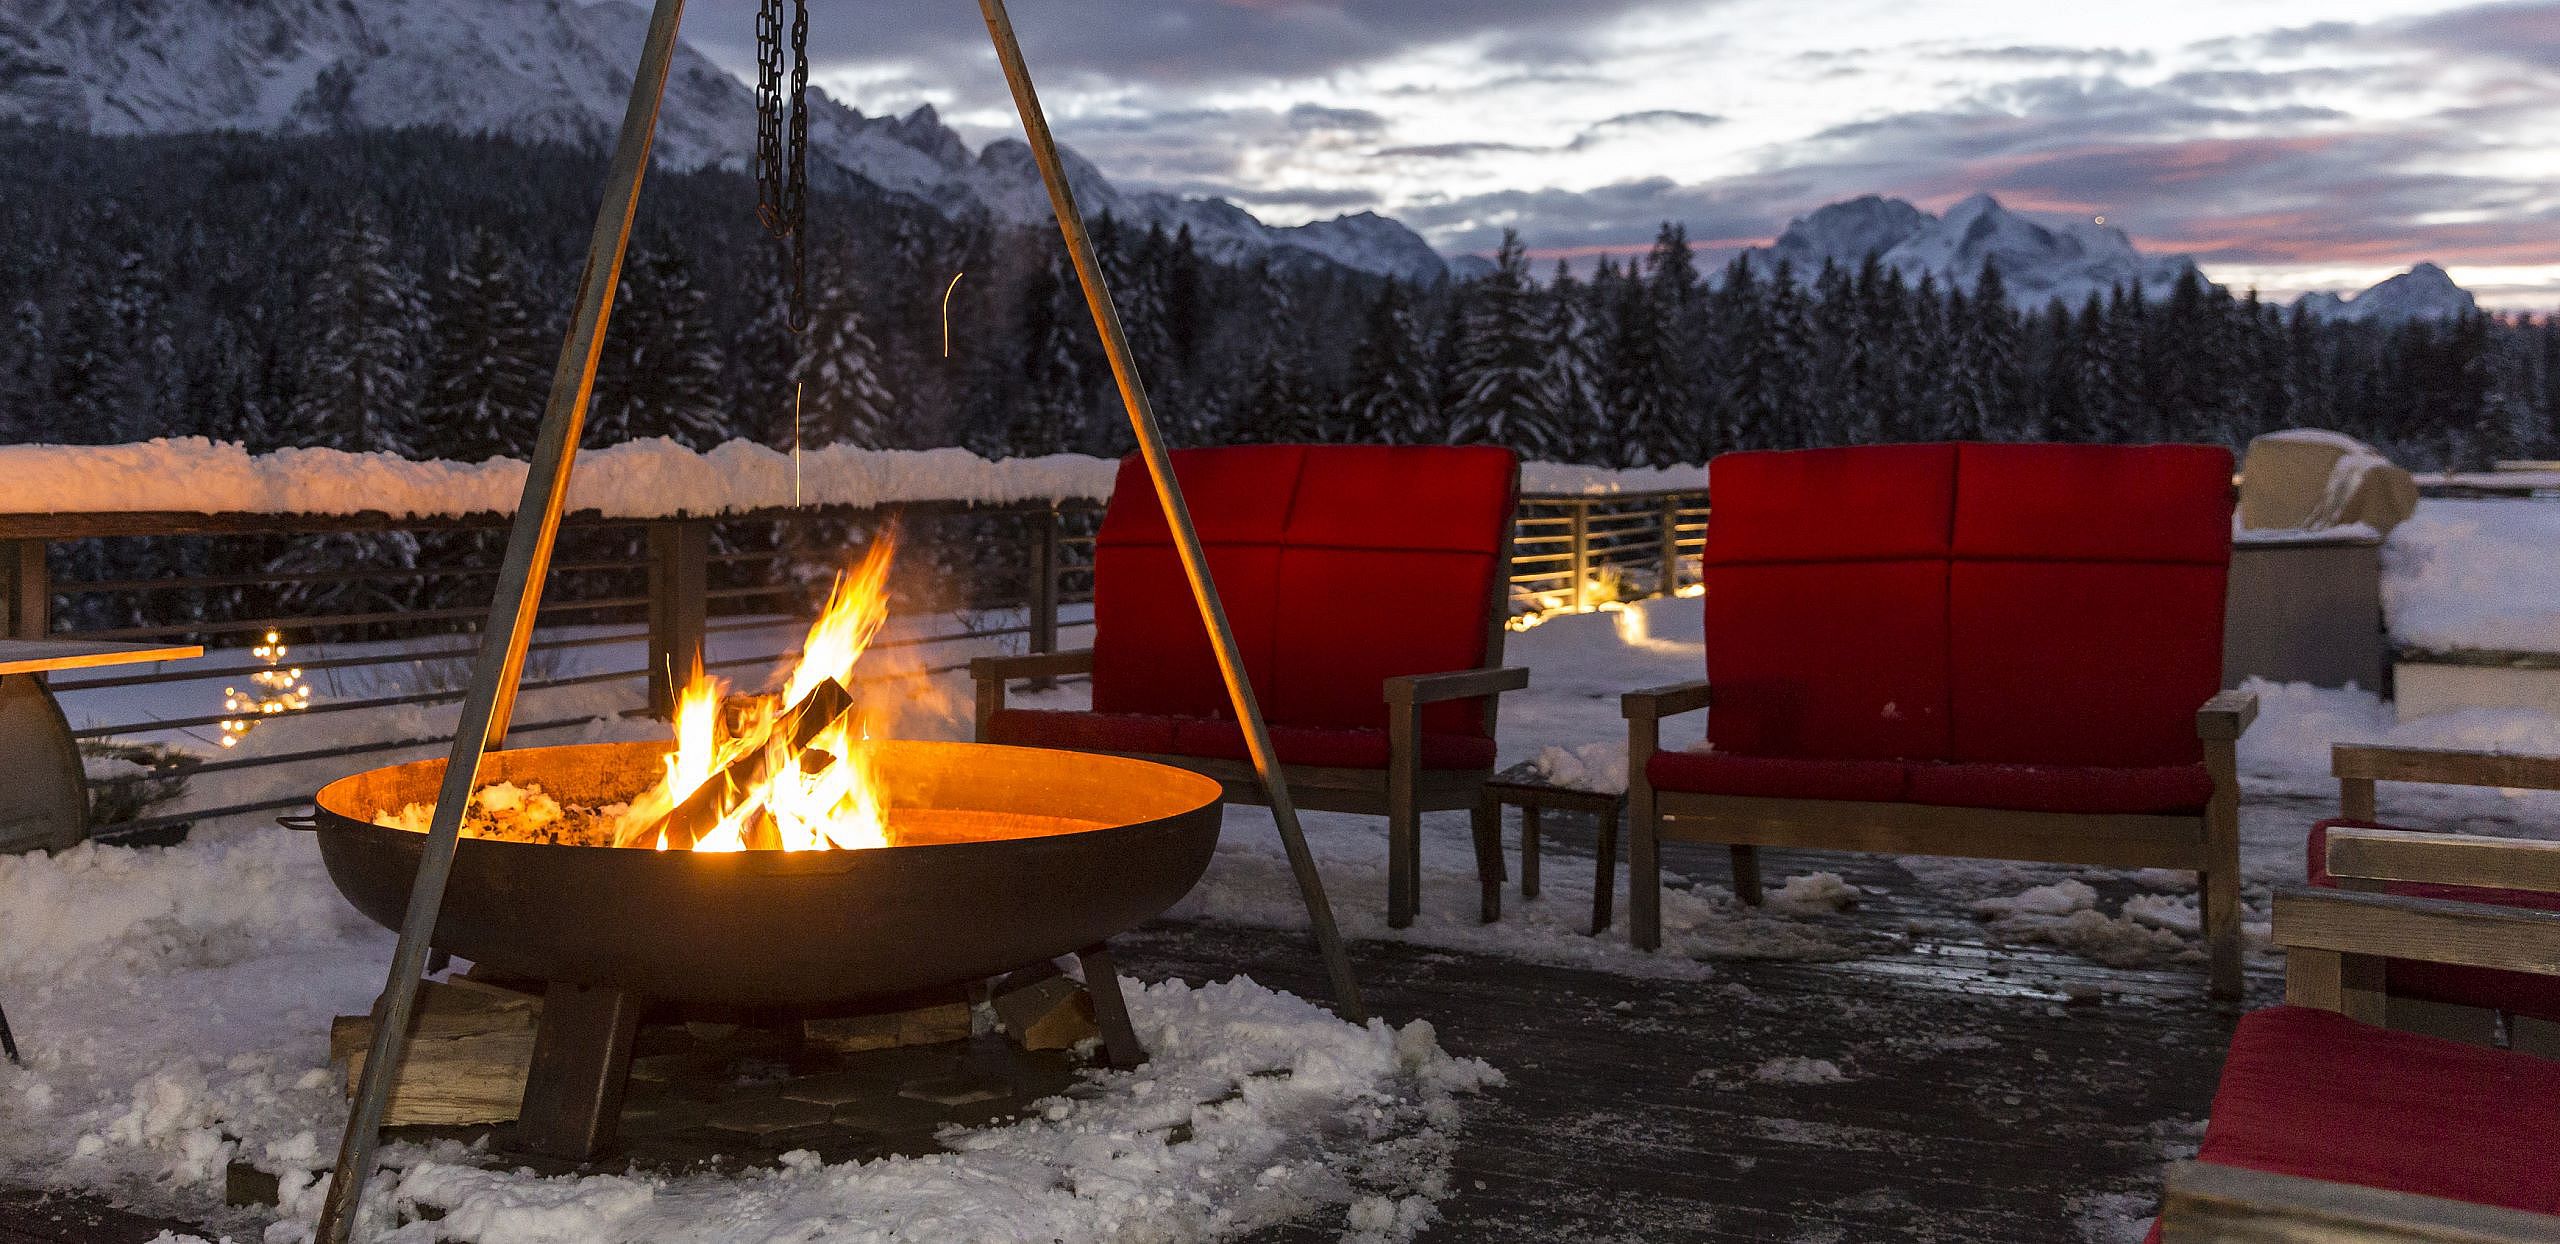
[{"xmin": 2, "ymin": 487, "xmax": 1704, "ymax": 845}]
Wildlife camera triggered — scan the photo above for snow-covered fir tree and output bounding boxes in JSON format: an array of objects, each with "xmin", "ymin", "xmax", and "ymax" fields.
[
  {"xmin": 290, "ymin": 209, "xmax": 427, "ymax": 455},
  {"xmin": 790, "ymin": 261, "xmax": 897, "ymax": 450},
  {"xmin": 587, "ymin": 241, "xmax": 723, "ymax": 450},
  {"xmin": 1339, "ymin": 280, "xmax": 1435, "ymax": 444},
  {"xmin": 423, "ymin": 229, "xmax": 549, "ymax": 462},
  {"xmin": 1446, "ymin": 232, "xmax": 1557, "ymax": 456}
]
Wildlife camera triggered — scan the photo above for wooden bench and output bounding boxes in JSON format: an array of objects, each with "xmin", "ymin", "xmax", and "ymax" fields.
[{"xmin": 1623, "ymin": 443, "xmax": 2253, "ymax": 998}]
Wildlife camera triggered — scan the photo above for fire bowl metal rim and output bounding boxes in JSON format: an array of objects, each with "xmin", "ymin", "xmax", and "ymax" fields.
[{"xmin": 311, "ymin": 736, "xmax": 1228, "ymax": 861}]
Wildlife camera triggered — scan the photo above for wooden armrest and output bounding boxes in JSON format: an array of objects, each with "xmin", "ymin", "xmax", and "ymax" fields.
[
  {"xmin": 2332, "ymin": 743, "xmax": 2560, "ymax": 793},
  {"xmin": 2273, "ymin": 885, "xmax": 2560, "ymax": 977},
  {"xmin": 2326, "ymin": 827, "xmax": 2560, "ymax": 895},
  {"xmin": 1383, "ymin": 666, "xmax": 1530, "ymax": 709},
  {"xmin": 2197, "ymin": 690, "xmax": 2259, "ymax": 741},
  {"xmin": 2161, "ymin": 1161, "xmax": 2560, "ymax": 1243},
  {"xmin": 1622, "ymin": 680, "xmax": 1712, "ymax": 721},
  {"xmin": 967, "ymin": 649, "xmax": 1095, "ymax": 684}
]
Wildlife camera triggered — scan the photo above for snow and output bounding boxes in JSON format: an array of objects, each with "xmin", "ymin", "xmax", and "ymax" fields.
[
  {"xmin": 1747, "ymin": 193, "xmax": 2201, "ymax": 309},
  {"xmin": 2298, "ymin": 263, "xmax": 2479, "ymax": 324},
  {"xmin": 2385, "ymin": 499, "xmax": 2560, "ymax": 653},
  {"xmin": 0, "ymin": 439, "xmax": 1695, "ymax": 520}
]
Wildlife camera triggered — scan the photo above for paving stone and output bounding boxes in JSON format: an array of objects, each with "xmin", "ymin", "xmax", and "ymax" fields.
[{"xmin": 897, "ymin": 1073, "xmax": 1014, "ymax": 1108}]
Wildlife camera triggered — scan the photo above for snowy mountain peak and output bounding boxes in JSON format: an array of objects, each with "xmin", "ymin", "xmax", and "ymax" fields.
[
  {"xmin": 1746, "ymin": 192, "xmax": 2199, "ymax": 308},
  {"xmin": 0, "ymin": 0, "xmax": 1445, "ymax": 282},
  {"xmin": 2300, "ymin": 263, "xmax": 2477, "ymax": 323}
]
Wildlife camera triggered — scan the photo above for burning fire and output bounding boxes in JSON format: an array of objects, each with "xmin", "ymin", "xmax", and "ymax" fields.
[{"xmin": 613, "ymin": 535, "xmax": 898, "ymax": 853}]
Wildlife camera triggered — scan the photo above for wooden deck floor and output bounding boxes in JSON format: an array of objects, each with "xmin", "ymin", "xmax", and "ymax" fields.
[{"xmin": 2, "ymin": 838, "xmax": 2270, "ymax": 1243}]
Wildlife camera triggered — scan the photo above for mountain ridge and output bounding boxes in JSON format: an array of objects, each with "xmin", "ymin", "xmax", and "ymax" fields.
[{"xmin": 0, "ymin": 0, "xmax": 1451, "ymax": 282}]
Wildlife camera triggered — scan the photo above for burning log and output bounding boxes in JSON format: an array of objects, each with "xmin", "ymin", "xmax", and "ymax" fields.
[{"xmin": 641, "ymin": 677, "xmax": 856, "ymax": 850}]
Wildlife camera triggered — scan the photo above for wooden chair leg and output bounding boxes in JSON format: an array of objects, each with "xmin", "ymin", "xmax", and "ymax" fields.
[
  {"xmin": 1591, "ymin": 800, "xmax": 1619, "ymax": 936},
  {"xmin": 1629, "ymin": 786, "xmax": 1662, "ymax": 950},
  {"xmin": 1729, "ymin": 845, "xmax": 1764, "ymax": 906},
  {"xmin": 1521, "ymin": 804, "xmax": 1541, "ymax": 898},
  {"xmin": 1386, "ymin": 781, "xmax": 1419, "ymax": 931},
  {"xmin": 1471, "ymin": 795, "xmax": 1503, "ymax": 924}
]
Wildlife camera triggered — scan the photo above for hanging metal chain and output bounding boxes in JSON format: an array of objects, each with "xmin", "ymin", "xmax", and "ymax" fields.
[{"xmin": 753, "ymin": 0, "xmax": 811, "ymax": 331}]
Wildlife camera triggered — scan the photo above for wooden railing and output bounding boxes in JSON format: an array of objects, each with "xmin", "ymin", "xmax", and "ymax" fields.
[{"xmin": 3, "ymin": 487, "xmax": 1705, "ymax": 845}]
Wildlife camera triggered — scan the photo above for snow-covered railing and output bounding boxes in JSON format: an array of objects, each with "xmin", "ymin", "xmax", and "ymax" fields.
[
  {"xmin": 0, "ymin": 440, "xmax": 1706, "ymax": 847},
  {"xmin": 0, "ymin": 437, "xmax": 1696, "ymax": 523}
]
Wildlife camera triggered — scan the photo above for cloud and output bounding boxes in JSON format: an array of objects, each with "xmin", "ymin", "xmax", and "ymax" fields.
[{"xmin": 1375, "ymin": 141, "xmax": 1542, "ymax": 159}]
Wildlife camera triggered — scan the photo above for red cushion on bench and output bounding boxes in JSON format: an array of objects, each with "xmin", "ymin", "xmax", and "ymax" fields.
[
  {"xmin": 1705, "ymin": 561, "xmax": 1951, "ymax": 762},
  {"xmin": 1704, "ymin": 443, "xmax": 1958, "ymax": 564},
  {"xmin": 1091, "ymin": 445, "xmax": 1516, "ymax": 740},
  {"xmin": 2192, "ymin": 1005, "xmax": 2560, "ymax": 1215},
  {"xmin": 1906, "ymin": 762, "xmax": 2215, "ymax": 815},
  {"xmin": 985, "ymin": 709, "xmax": 1179, "ymax": 757},
  {"xmin": 985, "ymin": 709, "xmax": 1497, "ymax": 772},
  {"xmin": 1171, "ymin": 719, "xmax": 1498, "ymax": 771},
  {"xmin": 1950, "ymin": 442, "xmax": 2236, "ymax": 564},
  {"xmin": 1646, "ymin": 751, "xmax": 1911, "ymax": 802},
  {"xmin": 2307, "ymin": 819, "xmax": 2560, "ymax": 1023}
]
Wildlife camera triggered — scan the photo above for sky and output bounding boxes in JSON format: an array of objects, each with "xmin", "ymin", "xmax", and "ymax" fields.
[{"xmin": 681, "ymin": 0, "xmax": 2560, "ymax": 308}]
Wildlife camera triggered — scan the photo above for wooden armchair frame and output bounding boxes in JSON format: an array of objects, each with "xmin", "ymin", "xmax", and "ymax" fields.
[
  {"xmin": 2323, "ymin": 742, "xmax": 2560, "ymax": 1046},
  {"xmin": 1624, "ymin": 683, "xmax": 2258, "ymax": 998},
  {"xmin": 2151, "ymin": 838, "xmax": 2560, "ymax": 1241},
  {"xmin": 971, "ymin": 495, "xmax": 1529, "ymax": 930}
]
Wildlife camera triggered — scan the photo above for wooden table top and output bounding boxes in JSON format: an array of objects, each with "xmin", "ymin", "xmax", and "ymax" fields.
[{"xmin": 0, "ymin": 638, "xmax": 204, "ymax": 677}]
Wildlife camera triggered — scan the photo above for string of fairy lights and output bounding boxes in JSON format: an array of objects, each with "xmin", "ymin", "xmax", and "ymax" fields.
[{"xmin": 216, "ymin": 630, "xmax": 314, "ymax": 749}]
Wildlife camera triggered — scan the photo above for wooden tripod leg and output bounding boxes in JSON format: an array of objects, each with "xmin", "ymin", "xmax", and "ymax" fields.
[{"xmin": 1075, "ymin": 944, "xmax": 1147, "ymax": 1070}]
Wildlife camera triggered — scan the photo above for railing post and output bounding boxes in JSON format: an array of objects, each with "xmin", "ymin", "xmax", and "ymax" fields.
[
  {"xmin": 1568, "ymin": 503, "xmax": 1591, "ymax": 611},
  {"xmin": 4, "ymin": 540, "xmax": 50, "ymax": 640},
  {"xmin": 1028, "ymin": 505, "xmax": 1060, "ymax": 690},
  {"xmin": 1658, "ymin": 496, "xmax": 1682, "ymax": 598},
  {"xmin": 645, "ymin": 519, "xmax": 708, "ymax": 718}
]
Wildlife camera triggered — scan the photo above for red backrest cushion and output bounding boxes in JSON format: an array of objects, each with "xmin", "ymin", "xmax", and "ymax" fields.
[
  {"xmin": 1702, "ymin": 442, "xmax": 2234, "ymax": 768},
  {"xmin": 1704, "ymin": 445, "xmax": 1958, "ymax": 761},
  {"xmin": 1945, "ymin": 443, "xmax": 2233, "ymax": 766},
  {"xmin": 1093, "ymin": 445, "xmax": 1518, "ymax": 737}
]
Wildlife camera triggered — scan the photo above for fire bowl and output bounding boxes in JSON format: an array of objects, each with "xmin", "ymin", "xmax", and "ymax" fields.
[{"xmin": 310, "ymin": 739, "xmax": 1223, "ymax": 1008}]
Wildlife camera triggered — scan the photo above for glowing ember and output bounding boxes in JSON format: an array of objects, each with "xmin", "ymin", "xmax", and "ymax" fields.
[{"xmin": 613, "ymin": 535, "xmax": 898, "ymax": 853}]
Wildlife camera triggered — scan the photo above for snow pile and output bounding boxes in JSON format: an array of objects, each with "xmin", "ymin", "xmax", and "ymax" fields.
[
  {"xmin": 0, "ymin": 828, "xmax": 1495, "ymax": 1243},
  {"xmin": 1750, "ymin": 1056, "xmax": 1849, "ymax": 1086},
  {"xmin": 0, "ymin": 439, "xmax": 1700, "ymax": 521},
  {"xmin": 2385, "ymin": 500, "xmax": 2560, "ymax": 653},
  {"xmin": 302, "ymin": 980, "xmax": 1493, "ymax": 1244},
  {"xmin": 1529, "ymin": 741, "xmax": 1627, "ymax": 795},
  {"xmin": 1764, "ymin": 872, "xmax": 1859, "ymax": 916},
  {"xmin": 1970, "ymin": 880, "xmax": 2199, "ymax": 969}
]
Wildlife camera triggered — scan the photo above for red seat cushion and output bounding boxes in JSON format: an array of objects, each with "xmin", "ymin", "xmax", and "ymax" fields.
[
  {"xmin": 982, "ymin": 709, "xmax": 1494, "ymax": 772},
  {"xmin": 1647, "ymin": 751, "xmax": 1910, "ymax": 802},
  {"xmin": 1171, "ymin": 719, "xmax": 1497, "ymax": 771},
  {"xmin": 1092, "ymin": 445, "xmax": 1517, "ymax": 740},
  {"xmin": 985, "ymin": 709, "xmax": 1178, "ymax": 757},
  {"xmin": 2307, "ymin": 819, "xmax": 2560, "ymax": 1023},
  {"xmin": 1906, "ymin": 762, "xmax": 2215, "ymax": 815},
  {"xmin": 2191, "ymin": 1006, "xmax": 2560, "ymax": 1214}
]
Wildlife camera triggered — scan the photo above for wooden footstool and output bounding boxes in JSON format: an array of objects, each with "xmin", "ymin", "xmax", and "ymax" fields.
[{"xmin": 1476, "ymin": 764, "xmax": 1626, "ymax": 934}]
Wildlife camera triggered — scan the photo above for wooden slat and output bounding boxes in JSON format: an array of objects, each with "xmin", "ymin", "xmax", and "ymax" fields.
[
  {"xmin": 2326, "ymin": 828, "xmax": 2560, "ymax": 895},
  {"xmin": 0, "ymin": 639, "xmax": 202, "ymax": 676},
  {"xmin": 2161, "ymin": 1161, "xmax": 2560, "ymax": 1243},
  {"xmin": 2332, "ymin": 744, "xmax": 2560, "ymax": 793},
  {"xmin": 2273, "ymin": 886, "xmax": 2560, "ymax": 976},
  {"xmin": 1657, "ymin": 793, "xmax": 2206, "ymax": 870}
]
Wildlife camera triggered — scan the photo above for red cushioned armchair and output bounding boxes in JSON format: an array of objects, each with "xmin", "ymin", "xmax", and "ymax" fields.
[
  {"xmin": 2300, "ymin": 742, "xmax": 2560, "ymax": 1051},
  {"xmin": 970, "ymin": 444, "xmax": 1528, "ymax": 928},
  {"xmin": 1624, "ymin": 442, "xmax": 2256, "ymax": 998},
  {"xmin": 2148, "ymin": 835, "xmax": 2560, "ymax": 1241}
]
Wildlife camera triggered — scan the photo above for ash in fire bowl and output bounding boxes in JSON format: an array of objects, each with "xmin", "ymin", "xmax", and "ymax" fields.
[{"xmin": 368, "ymin": 774, "xmax": 1113, "ymax": 850}]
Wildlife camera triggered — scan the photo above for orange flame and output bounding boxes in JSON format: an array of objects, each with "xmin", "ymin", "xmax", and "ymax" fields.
[{"xmin": 619, "ymin": 534, "xmax": 898, "ymax": 851}]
